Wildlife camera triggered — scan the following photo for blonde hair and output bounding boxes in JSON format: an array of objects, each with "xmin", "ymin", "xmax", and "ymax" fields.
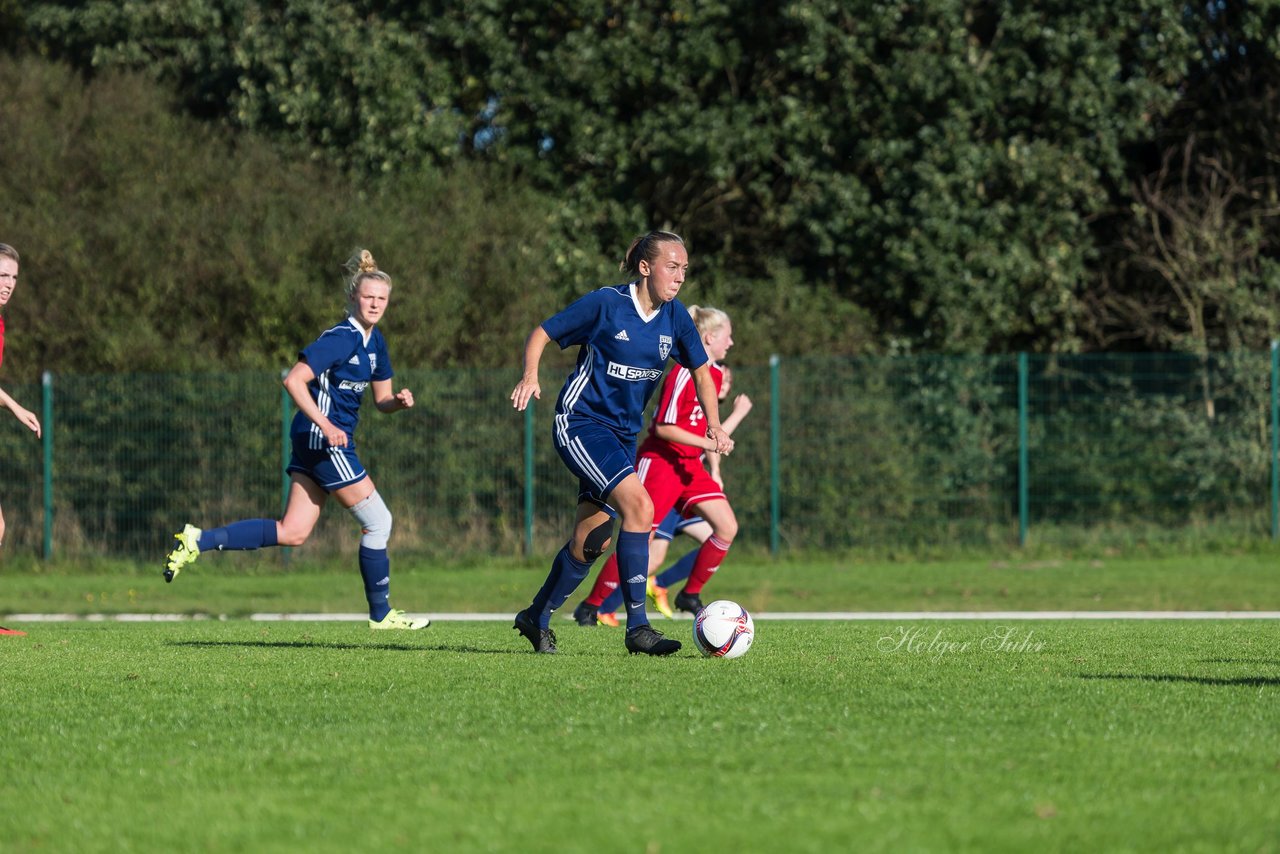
[
  {"xmin": 0, "ymin": 243, "xmax": 18, "ymax": 263},
  {"xmin": 687, "ymin": 304, "xmax": 730, "ymax": 336},
  {"xmin": 343, "ymin": 248, "xmax": 391, "ymax": 300}
]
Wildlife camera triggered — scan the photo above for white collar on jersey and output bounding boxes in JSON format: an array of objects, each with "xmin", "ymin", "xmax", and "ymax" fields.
[
  {"xmin": 628, "ymin": 281, "xmax": 660, "ymax": 323},
  {"xmin": 346, "ymin": 314, "xmax": 373, "ymax": 345}
]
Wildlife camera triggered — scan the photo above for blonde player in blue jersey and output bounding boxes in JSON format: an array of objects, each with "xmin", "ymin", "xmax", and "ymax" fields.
[
  {"xmin": 510, "ymin": 231, "xmax": 734, "ymax": 654},
  {"xmin": 163, "ymin": 249, "xmax": 428, "ymax": 630}
]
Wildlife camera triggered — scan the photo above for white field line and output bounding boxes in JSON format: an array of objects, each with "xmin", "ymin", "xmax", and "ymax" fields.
[{"xmin": 5, "ymin": 610, "xmax": 1280, "ymax": 623}]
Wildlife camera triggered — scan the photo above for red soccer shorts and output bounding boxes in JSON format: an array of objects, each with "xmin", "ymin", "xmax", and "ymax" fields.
[{"xmin": 635, "ymin": 447, "xmax": 726, "ymax": 529}]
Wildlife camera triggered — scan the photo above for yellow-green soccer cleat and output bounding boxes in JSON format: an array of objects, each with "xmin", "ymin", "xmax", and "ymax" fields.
[
  {"xmin": 647, "ymin": 577, "xmax": 675, "ymax": 620},
  {"xmin": 369, "ymin": 609, "xmax": 431, "ymax": 631},
  {"xmin": 163, "ymin": 524, "xmax": 202, "ymax": 583}
]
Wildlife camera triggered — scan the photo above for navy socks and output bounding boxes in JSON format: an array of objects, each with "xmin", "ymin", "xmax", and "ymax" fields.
[
  {"xmin": 530, "ymin": 544, "xmax": 594, "ymax": 630},
  {"xmin": 655, "ymin": 548, "xmax": 698, "ymax": 589},
  {"xmin": 192, "ymin": 519, "xmax": 392, "ymax": 622},
  {"xmin": 600, "ymin": 547, "xmax": 701, "ymax": 613},
  {"xmin": 614, "ymin": 530, "xmax": 651, "ymax": 631},
  {"xmin": 197, "ymin": 519, "xmax": 278, "ymax": 552},
  {"xmin": 359, "ymin": 546, "xmax": 392, "ymax": 622}
]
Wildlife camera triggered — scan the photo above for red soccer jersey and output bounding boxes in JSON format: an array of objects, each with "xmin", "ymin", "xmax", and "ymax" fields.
[
  {"xmin": 638, "ymin": 362, "xmax": 724, "ymax": 460},
  {"xmin": 0, "ymin": 314, "xmax": 6, "ymax": 369}
]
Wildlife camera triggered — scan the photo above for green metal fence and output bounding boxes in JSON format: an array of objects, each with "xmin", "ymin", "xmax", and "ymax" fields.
[{"xmin": 0, "ymin": 351, "xmax": 1274, "ymax": 560}]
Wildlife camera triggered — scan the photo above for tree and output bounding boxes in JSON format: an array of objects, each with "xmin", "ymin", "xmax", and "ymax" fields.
[{"xmin": 18, "ymin": 0, "xmax": 1280, "ymax": 357}]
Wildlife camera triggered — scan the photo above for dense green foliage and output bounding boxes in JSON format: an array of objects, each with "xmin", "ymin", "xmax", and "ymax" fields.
[
  {"xmin": 0, "ymin": 56, "xmax": 602, "ymax": 375},
  {"xmin": 2, "ymin": 619, "xmax": 1277, "ymax": 851},
  {"xmin": 4, "ymin": 2, "xmax": 1280, "ymax": 375}
]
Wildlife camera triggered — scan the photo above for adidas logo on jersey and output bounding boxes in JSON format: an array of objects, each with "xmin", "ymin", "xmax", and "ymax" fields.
[
  {"xmin": 614, "ymin": 329, "xmax": 630, "ymax": 341},
  {"xmin": 348, "ymin": 355, "xmax": 360, "ymax": 364}
]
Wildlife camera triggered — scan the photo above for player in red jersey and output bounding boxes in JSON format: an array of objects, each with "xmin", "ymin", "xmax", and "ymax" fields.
[
  {"xmin": 574, "ymin": 305, "xmax": 740, "ymax": 622},
  {"xmin": 0, "ymin": 243, "xmax": 42, "ymax": 637},
  {"xmin": 578, "ymin": 363, "xmax": 753, "ymax": 625}
]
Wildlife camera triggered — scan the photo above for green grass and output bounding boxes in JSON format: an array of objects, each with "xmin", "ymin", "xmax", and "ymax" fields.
[
  {"xmin": 4, "ymin": 550, "xmax": 1280, "ymax": 616},
  {"xmin": 1, "ymin": 620, "xmax": 1277, "ymax": 852}
]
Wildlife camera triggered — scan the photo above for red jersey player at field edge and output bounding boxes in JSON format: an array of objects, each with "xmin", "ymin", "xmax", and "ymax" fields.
[
  {"xmin": 576, "ymin": 305, "xmax": 740, "ymax": 622},
  {"xmin": 577, "ymin": 363, "xmax": 753, "ymax": 626},
  {"xmin": 0, "ymin": 243, "xmax": 42, "ymax": 637}
]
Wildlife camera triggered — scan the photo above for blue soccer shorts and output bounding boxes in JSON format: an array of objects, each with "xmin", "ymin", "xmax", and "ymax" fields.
[
  {"xmin": 553, "ymin": 416, "xmax": 636, "ymax": 514},
  {"xmin": 287, "ymin": 435, "xmax": 368, "ymax": 492},
  {"xmin": 653, "ymin": 508, "xmax": 707, "ymax": 541}
]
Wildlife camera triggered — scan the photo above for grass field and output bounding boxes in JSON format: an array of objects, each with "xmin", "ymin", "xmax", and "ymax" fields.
[
  {"xmin": 2, "ymin": 551, "xmax": 1278, "ymax": 851},
  {"xmin": 1, "ymin": 619, "xmax": 1277, "ymax": 852},
  {"xmin": 4, "ymin": 550, "xmax": 1280, "ymax": 616}
]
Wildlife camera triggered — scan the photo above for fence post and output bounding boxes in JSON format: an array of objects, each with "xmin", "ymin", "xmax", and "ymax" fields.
[
  {"xmin": 280, "ymin": 371, "xmax": 291, "ymax": 563},
  {"xmin": 1271, "ymin": 342, "xmax": 1278, "ymax": 541},
  {"xmin": 42, "ymin": 371, "xmax": 53, "ymax": 560},
  {"xmin": 524, "ymin": 402, "xmax": 535, "ymax": 555},
  {"xmin": 1018, "ymin": 353, "xmax": 1029, "ymax": 547},
  {"xmin": 769, "ymin": 354, "xmax": 780, "ymax": 555}
]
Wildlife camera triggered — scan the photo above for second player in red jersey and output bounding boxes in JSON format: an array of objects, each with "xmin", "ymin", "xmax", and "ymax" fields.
[{"xmin": 579, "ymin": 305, "xmax": 741, "ymax": 618}]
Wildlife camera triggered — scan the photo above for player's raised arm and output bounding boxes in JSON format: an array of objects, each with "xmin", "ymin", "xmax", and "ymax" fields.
[
  {"xmin": 0, "ymin": 387, "xmax": 40, "ymax": 438},
  {"xmin": 510, "ymin": 325, "xmax": 551, "ymax": 410},
  {"xmin": 721, "ymin": 393, "xmax": 753, "ymax": 437},
  {"xmin": 373, "ymin": 379, "xmax": 413, "ymax": 412},
  {"xmin": 706, "ymin": 392, "xmax": 752, "ymax": 484},
  {"xmin": 692, "ymin": 362, "xmax": 733, "ymax": 456}
]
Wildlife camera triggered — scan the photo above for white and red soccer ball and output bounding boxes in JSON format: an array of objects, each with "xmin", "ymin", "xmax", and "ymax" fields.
[{"xmin": 692, "ymin": 600, "xmax": 755, "ymax": 659}]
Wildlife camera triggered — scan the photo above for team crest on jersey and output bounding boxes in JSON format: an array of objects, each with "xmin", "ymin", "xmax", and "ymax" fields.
[
  {"xmin": 658, "ymin": 335, "xmax": 672, "ymax": 360},
  {"xmin": 369, "ymin": 353, "xmax": 378, "ymax": 371}
]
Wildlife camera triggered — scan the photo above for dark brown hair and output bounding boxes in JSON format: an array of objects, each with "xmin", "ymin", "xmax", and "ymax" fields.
[{"xmin": 620, "ymin": 231, "xmax": 684, "ymax": 276}]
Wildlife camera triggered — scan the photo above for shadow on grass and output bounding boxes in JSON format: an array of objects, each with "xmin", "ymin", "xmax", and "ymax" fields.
[
  {"xmin": 1080, "ymin": 673, "xmax": 1280, "ymax": 687},
  {"xmin": 170, "ymin": 639, "xmax": 518, "ymax": 655},
  {"xmin": 1197, "ymin": 658, "xmax": 1280, "ymax": 666}
]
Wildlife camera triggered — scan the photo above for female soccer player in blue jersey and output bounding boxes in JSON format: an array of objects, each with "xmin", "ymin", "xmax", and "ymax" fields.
[
  {"xmin": 163, "ymin": 249, "xmax": 428, "ymax": 631},
  {"xmin": 509, "ymin": 231, "xmax": 734, "ymax": 655}
]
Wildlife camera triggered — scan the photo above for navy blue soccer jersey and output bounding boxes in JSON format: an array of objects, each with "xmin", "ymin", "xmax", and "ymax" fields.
[
  {"xmin": 291, "ymin": 317, "xmax": 393, "ymax": 447},
  {"xmin": 541, "ymin": 282, "xmax": 708, "ymax": 439}
]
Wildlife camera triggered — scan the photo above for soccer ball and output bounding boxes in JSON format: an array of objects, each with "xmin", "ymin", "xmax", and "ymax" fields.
[{"xmin": 692, "ymin": 600, "xmax": 755, "ymax": 659}]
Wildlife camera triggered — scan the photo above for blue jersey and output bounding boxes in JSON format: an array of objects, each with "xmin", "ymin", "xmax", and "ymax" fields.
[
  {"xmin": 291, "ymin": 317, "xmax": 393, "ymax": 448},
  {"xmin": 541, "ymin": 282, "xmax": 708, "ymax": 439}
]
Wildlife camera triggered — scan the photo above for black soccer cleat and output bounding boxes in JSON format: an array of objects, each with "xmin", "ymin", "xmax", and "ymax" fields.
[
  {"xmin": 674, "ymin": 590, "xmax": 705, "ymax": 616},
  {"xmin": 572, "ymin": 601, "xmax": 599, "ymax": 627},
  {"xmin": 625, "ymin": 624, "xmax": 682, "ymax": 656},
  {"xmin": 513, "ymin": 609, "xmax": 557, "ymax": 654}
]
